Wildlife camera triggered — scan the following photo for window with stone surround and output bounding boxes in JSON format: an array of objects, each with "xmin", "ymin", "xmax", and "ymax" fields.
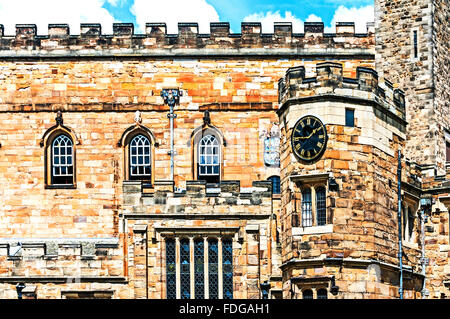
[
  {"xmin": 51, "ymin": 134, "xmax": 74, "ymax": 185},
  {"xmin": 190, "ymin": 112, "xmax": 225, "ymax": 184},
  {"xmin": 43, "ymin": 131, "xmax": 76, "ymax": 188},
  {"xmin": 119, "ymin": 125, "xmax": 156, "ymax": 185},
  {"xmin": 411, "ymin": 28, "xmax": 420, "ymax": 61},
  {"xmin": 41, "ymin": 112, "xmax": 78, "ymax": 188},
  {"xmin": 165, "ymin": 236, "xmax": 233, "ymax": 299},
  {"xmin": 129, "ymin": 134, "xmax": 152, "ymax": 181},
  {"xmin": 294, "ymin": 184, "xmax": 328, "ymax": 228},
  {"xmin": 198, "ymin": 135, "xmax": 220, "ymax": 183}
]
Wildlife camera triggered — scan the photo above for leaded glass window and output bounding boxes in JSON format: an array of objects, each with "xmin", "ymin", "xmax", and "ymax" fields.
[
  {"xmin": 51, "ymin": 134, "xmax": 74, "ymax": 185},
  {"xmin": 198, "ymin": 135, "xmax": 220, "ymax": 183},
  {"xmin": 194, "ymin": 239, "xmax": 205, "ymax": 299},
  {"xmin": 316, "ymin": 187, "xmax": 326, "ymax": 226},
  {"xmin": 208, "ymin": 238, "xmax": 219, "ymax": 299},
  {"xmin": 166, "ymin": 239, "xmax": 176, "ymax": 299},
  {"xmin": 222, "ymin": 238, "xmax": 233, "ymax": 299},
  {"xmin": 129, "ymin": 134, "xmax": 151, "ymax": 180},
  {"xmin": 302, "ymin": 188, "xmax": 313, "ymax": 227},
  {"xmin": 180, "ymin": 238, "xmax": 190, "ymax": 299},
  {"xmin": 317, "ymin": 289, "xmax": 328, "ymax": 299}
]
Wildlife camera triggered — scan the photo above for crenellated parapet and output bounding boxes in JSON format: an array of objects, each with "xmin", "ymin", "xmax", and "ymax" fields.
[
  {"xmin": 278, "ymin": 62, "xmax": 406, "ymax": 131},
  {"xmin": 0, "ymin": 22, "xmax": 374, "ymax": 57}
]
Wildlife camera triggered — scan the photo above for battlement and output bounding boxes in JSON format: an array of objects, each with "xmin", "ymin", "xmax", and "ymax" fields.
[
  {"xmin": 0, "ymin": 22, "xmax": 374, "ymax": 57},
  {"xmin": 122, "ymin": 180, "xmax": 273, "ymax": 216},
  {"xmin": 278, "ymin": 62, "xmax": 406, "ymax": 124}
]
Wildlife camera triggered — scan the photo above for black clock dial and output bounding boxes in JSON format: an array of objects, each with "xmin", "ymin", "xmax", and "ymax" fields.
[{"xmin": 291, "ymin": 115, "xmax": 328, "ymax": 163}]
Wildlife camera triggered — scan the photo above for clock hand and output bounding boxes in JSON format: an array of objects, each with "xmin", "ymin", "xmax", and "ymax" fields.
[{"xmin": 294, "ymin": 128, "xmax": 318, "ymax": 140}]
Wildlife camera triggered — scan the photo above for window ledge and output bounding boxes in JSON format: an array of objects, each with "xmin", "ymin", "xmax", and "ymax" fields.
[
  {"xmin": 45, "ymin": 184, "xmax": 76, "ymax": 189},
  {"xmin": 292, "ymin": 224, "xmax": 333, "ymax": 236}
]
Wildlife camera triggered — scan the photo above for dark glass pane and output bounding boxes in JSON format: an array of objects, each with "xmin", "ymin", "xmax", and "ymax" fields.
[
  {"xmin": 317, "ymin": 289, "xmax": 327, "ymax": 299},
  {"xmin": 316, "ymin": 187, "xmax": 327, "ymax": 226},
  {"xmin": 222, "ymin": 239, "xmax": 233, "ymax": 299},
  {"xmin": 303, "ymin": 289, "xmax": 313, "ymax": 299},
  {"xmin": 345, "ymin": 109, "xmax": 355, "ymax": 127},
  {"xmin": 180, "ymin": 239, "xmax": 190, "ymax": 299},
  {"xmin": 268, "ymin": 176, "xmax": 281, "ymax": 194},
  {"xmin": 194, "ymin": 239, "xmax": 205, "ymax": 299},
  {"xmin": 208, "ymin": 238, "xmax": 219, "ymax": 299},
  {"xmin": 302, "ymin": 189, "xmax": 313, "ymax": 227},
  {"xmin": 166, "ymin": 239, "xmax": 176, "ymax": 299}
]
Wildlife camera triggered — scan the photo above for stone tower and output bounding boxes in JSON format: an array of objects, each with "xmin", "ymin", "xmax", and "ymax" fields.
[
  {"xmin": 277, "ymin": 62, "xmax": 423, "ymax": 299},
  {"xmin": 375, "ymin": 0, "xmax": 450, "ymax": 174}
]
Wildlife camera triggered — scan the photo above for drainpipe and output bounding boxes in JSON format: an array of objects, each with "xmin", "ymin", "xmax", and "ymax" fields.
[
  {"xmin": 397, "ymin": 149, "xmax": 403, "ymax": 299},
  {"xmin": 161, "ymin": 89, "xmax": 182, "ymax": 185}
]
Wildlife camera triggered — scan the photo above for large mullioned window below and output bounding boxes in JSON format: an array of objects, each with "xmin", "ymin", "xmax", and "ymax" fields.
[{"xmin": 165, "ymin": 237, "xmax": 233, "ymax": 299}]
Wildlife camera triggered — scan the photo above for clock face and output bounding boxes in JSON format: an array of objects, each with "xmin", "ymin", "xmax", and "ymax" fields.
[{"xmin": 291, "ymin": 115, "xmax": 328, "ymax": 163}]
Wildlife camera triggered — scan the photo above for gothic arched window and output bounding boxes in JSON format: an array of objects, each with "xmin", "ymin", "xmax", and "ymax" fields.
[
  {"xmin": 129, "ymin": 134, "xmax": 152, "ymax": 181},
  {"xmin": 198, "ymin": 135, "xmax": 220, "ymax": 183},
  {"xmin": 51, "ymin": 134, "xmax": 74, "ymax": 185}
]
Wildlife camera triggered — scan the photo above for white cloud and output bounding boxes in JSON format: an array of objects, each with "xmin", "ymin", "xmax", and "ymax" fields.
[
  {"xmin": 0, "ymin": 0, "xmax": 117, "ymax": 35},
  {"xmin": 325, "ymin": 5, "xmax": 374, "ymax": 33},
  {"xmin": 131, "ymin": 0, "xmax": 220, "ymax": 34},
  {"xmin": 243, "ymin": 5, "xmax": 374, "ymax": 35}
]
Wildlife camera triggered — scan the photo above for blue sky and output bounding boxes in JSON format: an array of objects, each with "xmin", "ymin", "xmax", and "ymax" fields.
[{"xmin": 0, "ymin": 0, "xmax": 375, "ymax": 35}]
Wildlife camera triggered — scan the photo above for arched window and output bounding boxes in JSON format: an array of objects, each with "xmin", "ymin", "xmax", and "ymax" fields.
[
  {"xmin": 194, "ymin": 239, "xmax": 205, "ymax": 299},
  {"xmin": 302, "ymin": 188, "xmax": 313, "ymax": 227},
  {"xmin": 303, "ymin": 289, "xmax": 313, "ymax": 299},
  {"xmin": 166, "ymin": 239, "xmax": 176, "ymax": 299},
  {"xmin": 51, "ymin": 134, "xmax": 74, "ymax": 185},
  {"xmin": 316, "ymin": 186, "xmax": 327, "ymax": 226},
  {"xmin": 267, "ymin": 176, "xmax": 281, "ymax": 194},
  {"xmin": 129, "ymin": 134, "xmax": 152, "ymax": 181},
  {"xmin": 180, "ymin": 238, "xmax": 190, "ymax": 299},
  {"xmin": 317, "ymin": 288, "xmax": 328, "ymax": 299},
  {"xmin": 198, "ymin": 135, "xmax": 220, "ymax": 183}
]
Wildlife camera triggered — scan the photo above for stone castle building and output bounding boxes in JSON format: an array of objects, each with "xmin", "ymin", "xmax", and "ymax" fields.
[{"xmin": 0, "ymin": 0, "xmax": 448, "ymax": 299}]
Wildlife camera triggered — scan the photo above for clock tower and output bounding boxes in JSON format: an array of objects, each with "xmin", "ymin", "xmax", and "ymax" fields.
[{"xmin": 277, "ymin": 62, "xmax": 424, "ymax": 299}]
